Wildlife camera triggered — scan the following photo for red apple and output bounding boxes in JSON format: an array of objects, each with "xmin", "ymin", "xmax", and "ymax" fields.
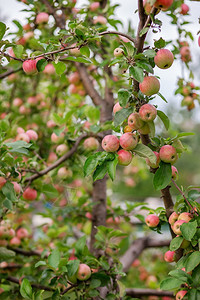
[
  {"xmin": 146, "ymin": 151, "xmax": 160, "ymax": 168},
  {"xmin": 176, "ymin": 290, "xmax": 187, "ymax": 300},
  {"xmin": 68, "ymin": 72, "xmax": 80, "ymax": 84},
  {"xmin": 164, "ymin": 250, "xmax": 176, "ymax": 262},
  {"xmin": 139, "ymin": 76, "xmax": 160, "ymax": 96},
  {"xmin": 180, "ymin": 4, "xmax": 189, "ymax": 15},
  {"xmin": 43, "ymin": 64, "xmax": 55, "ymax": 75},
  {"xmin": 76, "ymin": 264, "xmax": 91, "ymax": 281},
  {"xmin": 172, "ymin": 220, "xmax": 186, "ymax": 235},
  {"xmin": 23, "ymin": 187, "xmax": 37, "ymax": 201},
  {"xmin": 57, "ymin": 167, "xmax": 72, "ymax": 179},
  {"xmin": 36, "ymin": 12, "xmax": 49, "ymax": 24},
  {"xmin": 139, "ymin": 104, "xmax": 157, "ymax": 122},
  {"xmin": 0, "ymin": 177, "xmax": 6, "ymax": 190},
  {"xmin": 119, "ymin": 132, "xmax": 138, "ymax": 150},
  {"xmin": 12, "ymin": 182, "xmax": 21, "ymax": 194},
  {"xmin": 13, "ymin": 98, "xmax": 23, "ymax": 107},
  {"xmin": 178, "ymin": 212, "xmax": 192, "ymax": 223},
  {"xmin": 145, "ymin": 214, "xmax": 159, "ymax": 227},
  {"xmin": 10, "ymin": 236, "xmax": 21, "ymax": 246},
  {"xmin": 169, "ymin": 212, "xmax": 178, "ymax": 226},
  {"xmin": 154, "ymin": 49, "xmax": 174, "ymax": 69},
  {"xmin": 102, "ymin": 135, "xmax": 119, "ymax": 152},
  {"xmin": 90, "ymin": 2, "xmax": 100, "ymax": 11},
  {"xmin": 117, "ymin": 150, "xmax": 132, "ymax": 166},
  {"xmin": 171, "ymin": 166, "xmax": 178, "ymax": 180},
  {"xmin": 23, "ymin": 60, "xmax": 38, "ymax": 75},
  {"xmin": 143, "ymin": 0, "xmax": 153, "ymax": 14},
  {"xmin": 159, "ymin": 145, "xmax": 177, "ymax": 164},
  {"xmin": 154, "ymin": 0, "xmax": 173, "ymax": 10},
  {"xmin": 26, "ymin": 130, "xmax": 38, "ymax": 141},
  {"xmin": 128, "ymin": 112, "xmax": 144, "ymax": 130},
  {"xmin": 93, "ymin": 16, "xmax": 107, "ymax": 25},
  {"xmin": 83, "ymin": 137, "xmax": 99, "ymax": 151},
  {"xmin": 16, "ymin": 228, "xmax": 29, "ymax": 239},
  {"xmin": 16, "ymin": 133, "xmax": 30, "ymax": 143},
  {"xmin": 113, "ymin": 102, "xmax": 123, "ymax": 114},
  {"xmin": 56, "ymin": 144, "xmax": 69, "ymax": 156}
]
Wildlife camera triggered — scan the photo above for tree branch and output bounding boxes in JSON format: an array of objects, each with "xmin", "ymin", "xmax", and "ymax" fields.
[
  {"xmin": 126, "ymin": 288, "xmax": 174, "ymax": 298},
  {"xmin": 40, "ymin": 0, "xmax": 66, "ymax": 29},
  {"xmin": 7, "ymin": 246, "xmax": 47, "ymax": 257},
  {"xmin": 0, "ymin": 67, "xmax": 22, "ymax": 80},
  {"xmin": 99, "ymin": 31, "xmax": 136, "ymax": 44}
]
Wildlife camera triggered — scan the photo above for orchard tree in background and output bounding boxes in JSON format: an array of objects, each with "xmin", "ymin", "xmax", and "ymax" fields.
[{"xmin": 0, "ymin": 0, "xmax": 200, "ymax": 299}]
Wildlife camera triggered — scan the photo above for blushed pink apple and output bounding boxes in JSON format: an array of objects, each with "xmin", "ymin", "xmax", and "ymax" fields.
[
  {"xmin": 176, "ymin": 290, "xmax": 187, "ymax": 300},
  {"xmin": 22, "ymin": 60, "xmax": 38, "ymax": 75},
  {"xmin": 28, "ymin": 96, "xmax": 38, "ymax": 106},
  {"xmin": 76, "ymin": 264, "xmax": 91, "ymax": 281},
  {"xmin": 139, "ymin": 76, "xmax": 160, "ymax": 96},
  {"xmin": 102, "ymin": 135, "xmax": 119, "ymax": 152},
  {"xmin": 159, "ymin": 145, "xmax": 177, "ymax": 164},
  {"xmin": 93, "ymin": 16, "xmax": 107, "ymax": 25},
  {"xmin": 181, "ymin": 96, "xmax": 193, "ymax": 106},
  {"xmin": 178, "ymin": 212, "xmax": 193, "ymax": 223},
  {"xmin": 117, "ymin": 150, "xmax": 132, "ymax": 166},
  {"xmin": 0, "ymin": 177, "xmax": 6, "ymax": 190},
  {"xmin": 23, "ymin": 187, "xmax": 37, "ymax": 201},
  {"xmin": 24, "ymin": 31, "xmax": 34, "ymax": 41},
  {"xmin": 114, "ymin": 48, "xmax": 124, "ymax": 57},
  {"xmin": 180, "ymin": 4, "xmax": 189, "ymax": 15},
  {"xmin": 26, "ymin": 130, "xmax": 38, "ymax": 141},
  {"xmin": 128, "ymin": 112, "xmax": 144, "ymax": 130},
  {"xmin": 58, "ymin": 167, "xmax": 72, "ymax": 179},
  {"xmin": 16, "ymin": 133, "xmax": 30, "ymax": 143},
  {"xmin": 69, "ymin": 84, "xmax": 78, "ymax": 94},
  {"xmin": 172, "ymin": 220, "xmax": 186, "ymax": 235},
  {"xmin": 48, "ymin": 152, "xmax": 58, "ymax": 163},
  {"xmin": 171, "ymin": 166, "xmax": 178, "ymax": 180},
  {"xmin": 154, "ymin": 0, "xmax": 173, "ymax": 10},
  {"xmin": 83, "ymin": 137, "xmax": 99, "ymax": 151},
  {"xmin": 9, "ymin": 228, "xmax": 15, "ymax": 237},
  {"xmin": 164, "ymin": 250, "xmax": 176, "ymax": 262},
  {"xmin": 51, "ymin": 132, "xmax": 64, "ymax": 143},
  {"xmin": 154, "ymin": 49, "xmax": 174, "ymax": 69},
  {"xmin": 113, "ymin": 102, "xmax": 123, "ymax": 114},
  {"xmin": 145, "ymin": 214, "xmax": 159, "ymax": 227},
  {"xmin": 68, "ymin": 72, "xmax": 80, "ymax": 84},
  {"xmin": 169, "ymin": 212, "xmax": 178, "ymax": 226},
  {"xmin": 19, "ymin": 105, "xmax": 30, "ymax": 114},
  {"xmin": 56, "ymin": 144, "xmax": 69, "ymax": 156},
  {"xmin": 10, "ymin": 236, "xmax": 21, "ymax": 246},
  {"xmin": 43, "ymin": 64, "xmax": 55, "ymax": 75},
  {"xmin": 47, "ymin": 120, "xmax": 56, "ymax": 128},
  {"xmin": 139, "ymin": 104, "xmax": 157, "ymax": 122},
  {"xmin": 146, "ymin": 151, "xmax": 160, "ymax": 168},
  {"xmin": 90, "ymin": 2, "xmax": 100, "ymax": 11},
  {"xmin": 13, "ymin": 98, "xmax": 23, "ymax": 107},
  {"xmin": 12, "ymin": 182, "xmax": 21, "ymax": 194},
  {"xmin": 23, "ymin": 23, "xmax": 31, "ymax": 31},
  {"xmin": 36, "ymin": 12, "xmax": 49, "ymax": 24},
  {"xmin": 119, "ymin": 132, "xmax": 138, "ymax": 150},
  {"xmin": 16, "ymin": 228, "xmax": 29, "ymax": 239}
]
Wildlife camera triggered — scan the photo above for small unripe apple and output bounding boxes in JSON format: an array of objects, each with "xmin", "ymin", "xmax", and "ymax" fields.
[
  {"xmin": 138, "ymin": 123, "xmax": 151, "ymax": 135},
  {"xmin": 139, "ymin": 104, "xmax": 157, "ymax": 122},
  {"xmin": 76, "ymin": 264, "xmax": 91, "ymax": 281},
  {"xmin": 113, "ymin": 102, "xmax": 123, "ymax": 114},
  {"xmin": 117, "ymin": 150, "xmax": 132, "ymax": 166},
  {"xmin": 128, "ymin": 112, "xmax": 144, "ymax": 130},
  {"xmin": 102, "ymin": 135, "xmax": 119, "ymax": 152},
  {"xmin": 24, "ymin": 31, "xmax": 34, "ymax": 41},
  {"xmin": 159, "ymin": 145, "xmax": 177, "ymax": 164},
  {"xmin": 23, "ymin": 187, "xmax": 37, "ymax": 201},
  {"xmin": 83, "ymin": 137, "xmax": 99, "ymax": 151},
  {"xmin": 164, "ymin": 250, "xmax": 176, "ymax": 262},
  {"xmin": 47, "ymin": 120, "xmax": 56, "ymax": 128},
  {"xmin": 12, "ymin": 182, "xmax": 21, "ymax": 194},
  {"xmin": 23, "ymin": 23, "xmax": 31, "ymax": 31},
  {"xmin": 69, "ymin": 84, "xmax": 78, "ymax": 94},
  {"xmin": 16, "ymin": 228, "xmax": 29, "ymax": 239},
  {"xmin": 58, "ymin": 167, "xmax": 72, "ymax": 179},
  {"xmin": 68, "ymin": 72, "xmax": 80, "ymax": 84},
  {"xmin": 139, "ymin": 76, "xmax": 160, "ymax": 96},
  {"xmin": 171, "ymin": 166, "xmax": 178, "ymax": 180},
  {"xmin": 56, "ymin": 144, "xmax": 69, "ymax": 156},
  {"xmin": 119, "ymin": 132, "xmax": 138, "ymax": 150},
  {"xmin": 70, "ymin": 44, "xmax": 81, "ymax": 56},
  {"xmin": 178, "ymin": 212, "xmax": 192, "ymax": 223},
  {"xmin": 23, "ymin": 60, "xmax": 38, "ymax": 75},
  {"xmin": 90, "ymin": 2, "xmax": 100, "ymax": 11},
  {"xmin": 13, "ymin": 98, "xmax": 23, "ymax": 107},
  {"xmin": 146, "ymin": 151, "xmax": 160, "ymax": 168},
  {"xmin": 145, "ymin": 214, "xmax": 159, "ymax": 227},
  {"xmin": 124, "ymin": 125, "xmax": 133, "ymax": 133},
  {"xmin": 169, "ymin": 212, "xmax": 178, "ymax": 226},
  {"xmin": 16, "ymin": 133, "xmax": 30, "ymax": 143},
  {"xmin": 51, "ymin": 132, "xmax": 64, "ymax": 143},
  {"xmin": 36, "ymin": 12, "xmax": 49, "ymax": 24},
  {"xmin": 26, "ymin": 130, "xmax": 38, "ymax": 141},
  {"xmin": 154, "ymin": 49, "xmax": 174, "ymax": 69},
  {"xmin": 181, "ymin": 96, "xmax": 193, "ymax": 106},
  {"xmin": 0, "ymin": 177, "xmax": 6, "ymax": 190},
  {"xmin": 48, "ymin": 152, "xmax": 58, "ymax": 163},
  {"xmin": 10, "ymin": 236, "xmax": 21, "ymax": 246},
  {"xmin": 176, "ymin": 290, "xmax": 187, "ymax": 300},
  {"xmin": 114, "ymin": 48, "xmax": 124, "ymax": 57},
  {"xmin": 172, "ymin": 220, "xmax": 186, "ymax": 235},
  {"xmin": 93, "ymin": 16, "xmax": 107, "ymax": 25},
  {"xmin": 180, "ymin": 4, "xmax": 189, "ymax": 15},
  {"xmin": 154, "ymin": 0, "xmax": 173, "ymax": 10},
  {"xmin": 43, "ymin": 64, "xmax": 55, "ymax": 75}
]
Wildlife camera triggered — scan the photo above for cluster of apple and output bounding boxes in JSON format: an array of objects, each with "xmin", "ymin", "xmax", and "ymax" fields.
[
  {"xmin": 0, "ymin": 221, "xmax": 29, "ymax": 247},
  {"xmin": 180, "ymin": 81, "xmax": 198, "ymax": 111},
  {"xmin": 22, "ymin": 58, "xmax": 55, "ymax": 76},
  {"xmin": 169, "ymin": 211, "xmax": 192, "ymax": 237},
  {"xmin": 68, "ymin": 71, "xmax": 86, "ymax": 96}
]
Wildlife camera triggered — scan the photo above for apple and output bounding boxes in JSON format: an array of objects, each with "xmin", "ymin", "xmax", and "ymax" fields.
[
  {"xmin": 57, "ymin": 167, "xmax": 72, "ymax": 179},
  {"xmin": 36, "ymin": 12, "xmax": 49, "ymax": 24},
  {"xmin": 113, "ymin": 102, "xmax": 123, "ymax": 114},
  {"xmin": 139, "ymin": 76, "xmax": 160, "ymax": 96},
  {"xmin": 159, "ymin": 145, "xmax": 177, "ymax": 164},
  {"xmin": 117, "ymin": 150, "xmax": 132, "ymax": 166},
  {"xmin": 178, "ymin": 212, "xmax": 193, "ymax": 223},
  {"xmin": 154, "ymin": 49, "xmax": 174, "ymax": 69},
  {"xmin": 182, "ymin": 86, "xmax": 190, "ymax": 96},
  {"xmin": 16, "ymin": 133, "xmax": 30, "ymax": 143},
  {"xmin": 145, "ymin": 214, "xmax": 159, "ymax": 227},
  {"xmin": 85, "ymin": 212, "xmax": 92, "ymax": 220},
  {"xmin": 27, "ymin": 96, "xmax": 38, "ymax": 106},
  {"xmin": 119, "ymin": 132, "xmax": 138, "ymax": 150},
  {"xmin": 176, "ymin": 290, "xmax": 187, "ymax": 300},
  {"xmin": 48, "ymin": 152, "xmax": 57, "ymax": 163},
  {"xmin": 12, "ymin": 182, "xmax": 21, "ymax": 194},
  {"xmin": 26, "ymin": 130, "xmax": 38, "ymax": 141},
  {"xmin": 16, "ymin": 228, "xmax": 29, "ymax": 239},
  {"xmin": 171, "ymin": 166, "xmax": 178, "ymax": 180},
  {"xmin": 23, "ymin": 187, "xmax": 37, "ymax": 201},
  {"xmin": 19, "ymin": 105, "xmax": 30, "ymax": 114},
  {"xmin": 169, "ymin": 212, "xmax": 178, "ymax": 226},
  {"xmin": 172, "ymin": 220, "xmax": 186, "ymax": 235},
  {"xmin": 146, "ymin": 151, "xmax": 160, "ymax": 168},
  {"xmin": 181, "ymin": 96, "xmax": 193, "ymax": 106},
  {"xmin": 13, "ymin": 98, "xmax": 23, "ymax": 107},
  {"xmin": 128, "ymin": 112, "xmax": 144, "ymax": 130},
  {"xmin": 69, "ymin": 84, "xmax": 78, "ymax": 94},
  {"xmin": 23, "ymin": 60, "xmax": 38, "ymax": 75},
  {"xmin": 154, "ymin": 0, "xmax": 173, "ymax": 10},
  {"xmin": 10, "ymin": 236, "xmax": 21, "ymax": 246},
  {"xmin": 198, "ymin": 36, "xmax": 200, "ymax": 47},
  {"xmin": 143, "ymin": 0, "xmax": 153, "ymax": 14},
  {"xmin": 180, "ymin": 4, "xmax": 189, "ymax": 15},
  {"xmin": 114, "ymin": 48, "xmax": 124, "ymax": 57},
  {"xmin": 180, "ymin": 46, "xmax": 191, "ymax": 62},
  {"xmin": 51, "ymin": 132, "xmax": 64, "ymax": 143},
  {"xmin": 90, "ymin": 2, "xmax": 100, "ymax": 11},
  {"xmin": 43, "ymin": 64, "xmax": 55, "ymax": 75},
  {"xmin": 56, "ymin": 144, "xmax": 69, "ymax": 156},
  {"xmin": 138, "ymin": 123, "xmax": 151, "ymax": 135},
  {"xmin": 102, "ymin": 135, "xmax": 119, "ymax": 152},
  {"xmin": 68, "ymin": 72, "xmax": 80, "ymax": 84},
  {"xmin": 139, "ymin": 104, "xmax": 157, "ymax": 122},
  {"xmin": 24, "ymin": 31, "xmax": 34, "ymax": 41},
  {"xmin": 70, "ymin": 43, "xmax": 81, "ymax": 56},
  {"xmin": 93, "ymin": 16, "xmax": 107, "ymax": 25},
  {"xmin": 83, "ymin": 137, "xmax": 99, "ymax": 151},
  {"xmin": 76, "ymin": 264, "xmax": 91, "ymax": 281},
  {"xmin": 0, "ymin": 177, "xmax": 6, "ymax": 190},
  {"xmin": 23, "ymin": 23, "xmax": 31, "ymax": 31},
  {"xmin": 164, "ymin": 250, "xmax": 176, "ymax": 262}
]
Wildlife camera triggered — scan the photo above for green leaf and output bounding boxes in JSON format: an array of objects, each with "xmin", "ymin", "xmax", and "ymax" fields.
[
  {"xmin": 180, "ymin": 221, "xmax": 197, "ymax": 241},
  {"xmin": 154, "ymin": 38, "xmax": 166, "ymax": 49},
  {"xmin": 67, "ymin": 259, "xmax": 80, "ymax": 277},
  {"xmin": 133, "ymin": 144, "xmax": 157, "ymax": 165},
  {"xmin": 0, "ymin": 247, "xmax": 15, "ymax": 260},
  {"xmin": 0, "ymin": 22, "xmax": 6, "ymax": 40},
  {"xmin": 5, "ymin": 140, "xmax": 31, "ymax": 156},
  {"xmin": 20, "ymin": 278, "xmax": 32, "ymax": 300},
  {"xmin": 170, "ymin": 236, "xmax": 184, "ymax": 251},
  {"xmin": 160, "ymin": 277, "xmax": 185, "ymax": 290},
  {"xmin": 35, "ymin": 261, "xmax": 46, "ymax": 268},
  {"xmin": 118, "ymin": 89, "xmax": 131, "ymax": 108},
  {"xmin": 129, "ymin": 66, "xmax": 144, "ymax": 83},
  {"xmin": 114, "ymin": 107, "xmax": 133, "ymax": 127},
  {"xmin": 52, "ymin": 61, "xmax": 66, "ymax": 75},
  {"xmin": 13, "ymin": 45, "xmax": 24, "ymax": 58},
  {"xmin": 75, "ymin": 28, "xmax": 85, "ymax": 39},
  {"xmin": 139, "ymin": 27, "xmax": 149, "ymax": 37},
  {"xmin": 157, "ymin": 110, "xmax": 170, "ymax": 130},
  {"xmin": 187, "ymin": 289, "xmax": 200, "ymax": 300},
  {"xmin": 93, "ymin": 161, "xmax": 108, "ymax": 181},
  {"xmin": 84, "ymin": 152, "xmax": 102, "ymax": 177},
  {"xmin": 48, "ymin": 249, "xmax": 60, "ymax": 269},
  {"xmin": 168, "ymin": 269, "xmax": 190, "ymax": 282},
  {"xmin": 136, "ymin": 61, "xmax": 154, "ymax": 74},
  {"xmin": 36, "ymin": 58, "xmax": 47, "ymax": 72},
  {"xmin": 2, "ymin": 182, "xmax": 17, "ymax": 202},
  {"xmin": 191, "ymin": 265, "xmax": 200, "ymax": 286},
  {"xmin": 64, "ymin": 56, "xmax": 92, "ymax": 64},
  {"xmin": 153, "ymin": 161, "xmax": 172, "ymax": 191},
  {"xmin": 75, "ymin": 235, "xmax": 87, "ymax": 254},
  {"xmin": 143, "ymin": 49, "xmax": 156, "ymax": 58},
  {"xmin": 158, "ymin": 92, "xmax": 168, "ymax": 103},
  {"xmin": 41, "ymin": 184, "xmax": 59, "ymax": 198},
  {"xmin": 80, "ymin": 46, "xmax": 90, "ymax": 58},
  {"xmin": 185, "ymin": 251, "xmax": 200, "ymax": 272},
  {"xmin": 90, "ymin": 279, "xmax": 101, "ymax": 289},
  {"xmin": 107, "ymin": 156, "xmax": 118, "ymax": 181}
]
